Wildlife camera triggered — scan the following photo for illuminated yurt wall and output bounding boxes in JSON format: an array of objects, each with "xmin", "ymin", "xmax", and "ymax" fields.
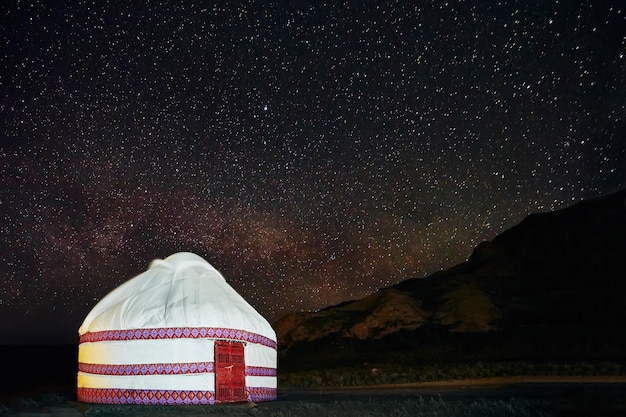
[{"xmin": 77, "ymin": 252, "xmax": 277, "ymax": 405}]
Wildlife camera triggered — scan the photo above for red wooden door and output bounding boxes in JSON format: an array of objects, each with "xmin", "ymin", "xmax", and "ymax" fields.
[{"xmin": 214, "ymin": 341, "xmax": 246, "ymax": 403}]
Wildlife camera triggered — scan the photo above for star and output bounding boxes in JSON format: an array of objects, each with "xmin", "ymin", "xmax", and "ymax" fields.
[{"xmin": 0, "ymin": 0, "xmax": 623, "ymax": 344}]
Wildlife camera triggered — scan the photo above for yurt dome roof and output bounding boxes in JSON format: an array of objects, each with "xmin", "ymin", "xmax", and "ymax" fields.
[{"xmin": 78, "ymin": 252, "xmax": 275, "ymax": 342}]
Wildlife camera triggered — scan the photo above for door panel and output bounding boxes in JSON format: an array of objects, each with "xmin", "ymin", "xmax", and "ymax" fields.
[{"xmin": 215, "ymin": 341, "xmax": 246, "ymax": 402}]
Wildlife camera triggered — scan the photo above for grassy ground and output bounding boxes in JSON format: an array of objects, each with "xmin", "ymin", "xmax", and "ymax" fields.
[
  {"xmin": 4, "ymin": 376, "xmax": 626, "ymax": 416},
  {"xmin": 1, "ymin": 345, "xmax": 624, "ymax": 416},
  {"xmin": 75, "ymin": 397, "xmax": 551, "ymax": 417},
  {"xmin": 1, "ymin": 396, "xmax": 553, "ymax": 417},
  {"xmin": 278, "ymin": 360, "xmax": 626, "ymax": 388}
]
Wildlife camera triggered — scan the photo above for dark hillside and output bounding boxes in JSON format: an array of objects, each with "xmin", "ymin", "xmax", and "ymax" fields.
[{"xmin": 276, "ymin": 188, "xmax": 626, "ymax": 373}]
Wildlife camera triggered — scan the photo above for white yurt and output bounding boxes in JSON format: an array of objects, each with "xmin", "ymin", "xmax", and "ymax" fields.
[{"xmin": 77, "ymin": 252, "xmax": 277, "ymax": 405}]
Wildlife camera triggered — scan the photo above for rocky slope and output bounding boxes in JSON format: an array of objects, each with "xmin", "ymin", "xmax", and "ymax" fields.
[{"xmin": 274, "ymin": 188, "xmax": 626, "ymax": 353}]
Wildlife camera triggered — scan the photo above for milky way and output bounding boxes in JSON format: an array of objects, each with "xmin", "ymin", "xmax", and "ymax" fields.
[{"xmin": 1, "ymin": 1, "xmax": 624, "ymax": 344}]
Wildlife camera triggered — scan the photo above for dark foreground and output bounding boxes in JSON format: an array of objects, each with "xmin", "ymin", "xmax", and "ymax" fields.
[
  {"xmin": 1, "ymin": 345, "xmax": 625, "ymax": 416},
  {"xmin": 2, "ymin": 381, "xmax": 626, "ymax": 416}
]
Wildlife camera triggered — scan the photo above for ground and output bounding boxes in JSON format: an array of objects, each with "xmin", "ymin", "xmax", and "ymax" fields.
[{"xmin": 2, "ymin": 377, "xmax": 626, "ymax": 417}]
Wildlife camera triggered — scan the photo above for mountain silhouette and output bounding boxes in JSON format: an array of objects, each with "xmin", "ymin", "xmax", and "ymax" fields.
[{"xmin": 275, "ymin": 188, "xmax": 626, "ymax": 369}]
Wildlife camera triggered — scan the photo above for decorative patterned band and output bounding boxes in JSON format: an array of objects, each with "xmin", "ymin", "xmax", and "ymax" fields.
[
  {"xmin": 76, "ymin": 387, "xmax": 277, "ymax": 405},
  {"xmin": 248, "ymin": 386, "xmax": 278, "ymax": 402},
  {"xmin": 78, "ymin": 361, "xmax": 277, "ymax": 377},
  {"xmin": 78, "ymin": 361, "xmax": 214, "ymax": 375},
  {"xmin": 246, "ymin": 366, "xmax": 278, "ymax": 377},
  {"xmin": 77, "ymin": 387, "xmax": 214, "ymax": 405},
  {"xmin": 79, "ymin": 327, "xmax": 277, "ymax": 349}
]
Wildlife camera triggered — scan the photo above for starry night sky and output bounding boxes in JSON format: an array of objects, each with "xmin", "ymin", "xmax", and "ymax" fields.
[{"xmin": 1, "ymin": 1, "xmax": 625, "ymax": 344}]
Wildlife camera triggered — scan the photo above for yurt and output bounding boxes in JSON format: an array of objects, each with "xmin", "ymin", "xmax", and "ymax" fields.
[{"xmin": 77, "ymin": 252, "xmax": 277, "ymax": 405}]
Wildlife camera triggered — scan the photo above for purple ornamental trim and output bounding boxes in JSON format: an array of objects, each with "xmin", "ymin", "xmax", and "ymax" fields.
[
  {"xmin": 79, "ymin": 326, "xmax": 277, "ymax": 350},
  {"xmin": 78, "ymin": 361, "xmax": 215, "ymax": 376},
  {"xmin": 77, "ymin": 387, "xmax": 277, "ymax": 405},
  {"xmin": 78, "ymin": 361, "xmax": 278, "ymax": 377},
  {"xmin": 245, "ymin": 366, "xmax": 278, "ymax": 377},
  {"xmin": 248, "ymin": 387, "xmax": 278, "ymax": 402},
  {"xmin": 77, "ymin": 387, "xmax": 214, "ymax": 405}
]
